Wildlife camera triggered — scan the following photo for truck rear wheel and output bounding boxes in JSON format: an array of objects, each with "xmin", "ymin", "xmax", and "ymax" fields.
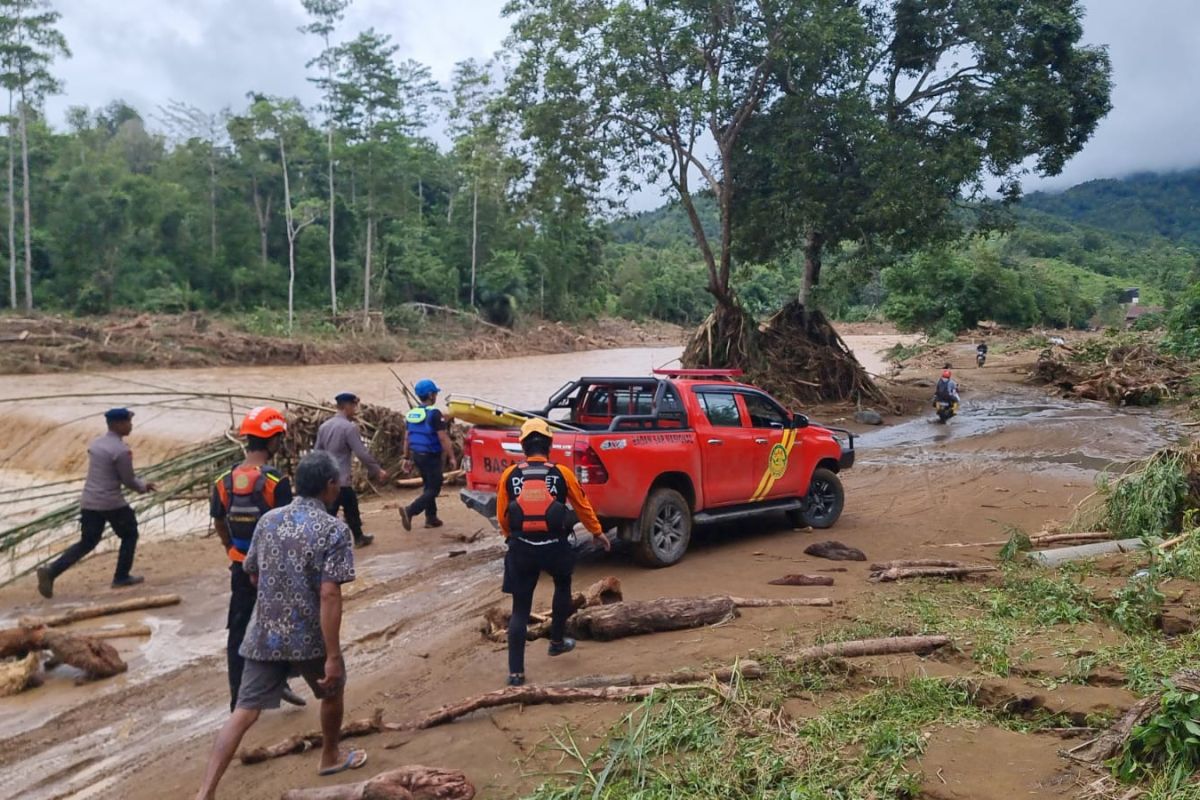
[
  {"xmin": 801, "ymin": 468, "xmax": 844, "ymax": 529},
  {"xmin": 633, "ymin": 488, "xmax": 692, "ymax": 568}
]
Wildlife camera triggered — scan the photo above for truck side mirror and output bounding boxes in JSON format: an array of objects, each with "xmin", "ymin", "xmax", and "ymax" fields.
[{"xmin": 792, "ymin": 413, "xmax": 809, "ymax": 429}]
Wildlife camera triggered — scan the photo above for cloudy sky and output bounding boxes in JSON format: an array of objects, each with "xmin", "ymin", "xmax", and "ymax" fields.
[{"xmin": 46, "ymin": 0, "xmax": 1200, "ymax": 201}]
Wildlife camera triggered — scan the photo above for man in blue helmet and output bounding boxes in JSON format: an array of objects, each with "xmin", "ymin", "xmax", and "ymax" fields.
[{"xmin": 399, "ymin": 379, "xmax": 455, "ymax": 530}]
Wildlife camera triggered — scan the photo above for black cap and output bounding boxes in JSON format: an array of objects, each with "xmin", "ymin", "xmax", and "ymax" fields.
[
  {"xmin": 334, "ymin": 392, "xmax": 359, "ymax": 405},
  {"xmin": 104, "ymin": 408, "xmax": 134, "ymax": 422}
]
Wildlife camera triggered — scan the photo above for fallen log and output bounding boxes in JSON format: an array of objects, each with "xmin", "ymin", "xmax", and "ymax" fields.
[
  {"xmin": 240, "ymin": 709, "xmax": 386, "ymax": 765},
  {"xmin": 869, "ymin": 559, "xmax": 969, "ymax": 571},
  {"xmin": 870, "ymin": 566, "xmax": 997, "ymax": 582},
  {"xmin": 804, "ymin": 541, "xmax": 866, "ymax": 561},
  {"xmin": 20, "ymin": 594, "xmax": 181, "ymax": 628},
  {"xmin": 729, "ymin": 597, "xmax": 833, "ymax": 608},
  {"xmin": 568, "ymin": 596, "xmax": 737, "ymax": 641},
  {"xmin": 548, "ymin": 661, "xmax": 764, "ymax": 690},
  {"xmin": 413, "ymin": 683, "xmax": 704, "ymax": 730},
  {"xmin": 280, "ymin": 766, "xmax": 476, "ymax": 800},
  {"xmin": 1065, "ymin": 670, "xmax": 1200, "ymax": 764},
  {"xmin": 938, "ymin": 532, "xmax": 1112, "ymax": 548},
  {"xmin": 395, "ymin": 470, "xmax": 465, "ymax": 489},
  {"xmin": 0, "ymin": 652, "xmax": 41, "ymax": 696},
  {"xmin": 482, "ymin": 577, "xmax": 624, "ymax": 642},
  {"xmin": 784, "ymin": 635, "xmax": 951, "ymax": 664},
  {"xmin": 0, "ymin": 626, "xmax": 126, "ymax": 679},
  {"xmin": 767, "ymin": 574, "xmax": 834, "ymax": 586},
  {"xmin": 72, "ymin": 624, "xmax": 152, "ymax": 640}
]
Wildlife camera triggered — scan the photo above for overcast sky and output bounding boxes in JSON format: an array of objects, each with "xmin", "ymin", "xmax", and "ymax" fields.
[{"xmin": 46, "ymin": 0, "xmax": 1200, "ymax": 204}]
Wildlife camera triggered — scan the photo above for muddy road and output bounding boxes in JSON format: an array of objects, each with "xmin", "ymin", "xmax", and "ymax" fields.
[{"xmin": 0, "ymin": 338, "xmax": 1184, "ymax": 799}]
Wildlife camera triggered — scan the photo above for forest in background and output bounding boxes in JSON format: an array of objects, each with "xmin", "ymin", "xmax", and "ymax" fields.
[{"xmin": 0, "ymin": 0, "xmax": 1191, "ymax": 340}]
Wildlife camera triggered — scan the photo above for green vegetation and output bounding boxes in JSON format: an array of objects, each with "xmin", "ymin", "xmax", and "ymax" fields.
[{"xmin": 1114, "ymin": 679, "xmax": 1200, "ymax": 790}]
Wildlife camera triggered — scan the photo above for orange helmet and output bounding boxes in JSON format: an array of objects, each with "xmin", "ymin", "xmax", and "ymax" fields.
[
  {"xmin": 942, "ymin": 370, "xmax": 952, "ymax": 379},
  {"xmin": 240, "ymin": 406, "xmax": 287, "ymax": 438}
]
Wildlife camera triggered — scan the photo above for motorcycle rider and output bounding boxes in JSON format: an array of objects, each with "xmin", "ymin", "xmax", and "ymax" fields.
[
  {"xmin": 976, "ymin": 342, "xmax": 988, "ymax": 367},
  {"xmin": 934, "ymin": 368, "xmax": 961, "ymax": 406}
]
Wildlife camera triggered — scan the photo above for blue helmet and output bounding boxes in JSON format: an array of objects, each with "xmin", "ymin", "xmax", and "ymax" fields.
[{"xmin": 414, "ymin": 379, "xmax": 441, "ymax": 399}]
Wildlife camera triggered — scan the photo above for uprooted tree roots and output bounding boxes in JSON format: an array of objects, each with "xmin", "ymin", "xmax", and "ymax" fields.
[
  {"xmin": 683, "ymin": 300, "xmax": 891, "ymax": 409},
  {"xmin": 1032, "ymin": 343, "xmax": 1191, "ymax": 406}
]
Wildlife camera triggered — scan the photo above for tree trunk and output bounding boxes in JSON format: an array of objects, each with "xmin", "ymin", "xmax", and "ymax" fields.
[
  {"xmin": 799, "ymin": 230, "xmax": 825, "ymax": 308},
  {"xmin": 19, "ymin": 101, "xmax": 33, "ymax": 311},
  {"xmin": 363, "ymin": 214, "xmax": 373, "ymax": 328},
  {"xmin": 208, "ymin": 154, "xmax": 218, "ymax": 266},
  {"xmin": 19, "ymin": 594, "xmax": 181, "ymax": 628},
  {"xmin": 0, "ymin": 626, "xmax": 126, "ymax": 679},
  {"xmin": 252, "ymin": 176, "xmax": 270, "ymax": 270},
  {"xmin": 470, "ymin": 178, "xmax": 479, "ymax": 307},
  {"xmin": 568, "ymin": 596, "xmax": 736, "ymax": 641},
  {"xmin": 326, "ymin": 33, "xmax": 338, "ymax": 319},
  {"xmin": 280, "ymin": 137, "xmax": 296, "ymax": 336},
  {"xmin": 783, "ymin": 635, "xmax": 951, "ymax": 665},
  {"xmin": 7, "ymin": 92, "xmax": 16, "ymax": 310}
]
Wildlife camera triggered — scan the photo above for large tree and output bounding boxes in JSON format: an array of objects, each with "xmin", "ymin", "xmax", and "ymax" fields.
[
  {"xmin": 505, "ymin": 0, "xmax": 1112, "ymax": 383},
  {"xmin": 0, "ymin": 0, "xmax": 69, "ymax": 310},
  {"xmin": 300, "ymin": 0, "xmax": 351, "ymax": 318}
]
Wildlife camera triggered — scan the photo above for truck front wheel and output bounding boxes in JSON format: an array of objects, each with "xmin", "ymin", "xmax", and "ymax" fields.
[
  {"xmin": 633, "ymin": 488, "xmax": 692, "ymax": 568},
  {"xmin": 801, "ymin": 468, "xmax": 844, "ymax": 529}
]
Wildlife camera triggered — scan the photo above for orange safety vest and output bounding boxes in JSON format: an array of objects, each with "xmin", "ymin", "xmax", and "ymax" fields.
[
  {"xmin": 215, "ymin": 465, "xmax": 279, "ymax": 562},
  {"xmin": 506, "ymin": 461, "xmax": 570, "ymax": 538}
]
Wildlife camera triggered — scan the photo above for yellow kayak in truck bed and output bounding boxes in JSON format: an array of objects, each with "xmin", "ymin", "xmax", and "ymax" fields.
[{"xmin": 446, "ymin": 395, "xmax": 568, "ymax": 430}]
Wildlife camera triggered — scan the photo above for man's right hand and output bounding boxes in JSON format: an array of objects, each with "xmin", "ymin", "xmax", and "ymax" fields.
[
  {"xmin": 594, "ymin": 533, "xmax": 612, "ymax": 552},
  {"xmin": 145, "ymin": 481, "xmax": 159, "ymax": 492},
  {"xmin": 318, "ymin": 654, "xmax": 345, "ymax": 694}
]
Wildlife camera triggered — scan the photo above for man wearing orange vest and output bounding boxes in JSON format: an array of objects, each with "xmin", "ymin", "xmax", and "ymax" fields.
[
  {"xmin": 495, "ymin": 418, "xmax": 610, "ymax": 687},
  {"xmin": 210, "ymin": 407, "xmax": 303, "ymax": 711}
]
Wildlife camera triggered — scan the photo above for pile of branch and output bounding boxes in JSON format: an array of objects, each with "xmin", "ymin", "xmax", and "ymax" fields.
[
  {"xmin": 868, "ymin": 560, "xmax": 997, "ymax": 582},
  {"xmin": 482, "ymin": 577, "xmax": 624, "ymax": 642},
  {"xmin": 1032, "ymin": 343, "xmax": 1191, "ymax": 407},
  {"xmin": 241, "ymin": 634, "xmax": 950, "ymax": 764},
  {"xmin": 280, "ymin": 766, "xmax": 476, "ymax": 800}
]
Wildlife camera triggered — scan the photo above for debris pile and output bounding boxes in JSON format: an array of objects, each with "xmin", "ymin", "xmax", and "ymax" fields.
[{"xmin": 1032, "ymin": 342, "xmax": 1191, "ymax": 406}]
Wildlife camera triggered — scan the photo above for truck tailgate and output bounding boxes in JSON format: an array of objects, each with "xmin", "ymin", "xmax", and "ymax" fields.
[{"xmin": 464, "ymin": 427, "xmax": 579, "ymax": 491}]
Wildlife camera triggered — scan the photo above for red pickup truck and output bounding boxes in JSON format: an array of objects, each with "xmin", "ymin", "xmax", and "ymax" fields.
[{"xmin": 459, "ymin": 370, "xmax": 854, "ymax": 567}]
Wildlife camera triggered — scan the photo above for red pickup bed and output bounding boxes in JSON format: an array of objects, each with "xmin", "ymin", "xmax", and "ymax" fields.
[{"xmin": 460, "ymin": 370, "xmax": 854, "ymax": 567}]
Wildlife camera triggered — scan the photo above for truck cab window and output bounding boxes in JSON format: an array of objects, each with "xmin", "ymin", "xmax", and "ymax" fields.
[
  {"xmin": 742, "ymin": 393, "xmax": 788, "ymax": 429},
  {"xmin": 698, "ymin": 392, "xmax": 742, "ymax": 427}
]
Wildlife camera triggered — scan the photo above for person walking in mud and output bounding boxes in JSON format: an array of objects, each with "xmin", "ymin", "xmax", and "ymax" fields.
[
  {"xmin": 211, "ymin": 407, "xmax": 305, "ymax": 711},
  {"xmin": 496, "ymin": 418, "xmax": 610, "ymax": 687},
  {"xmin": 194, "ymin": 451, "xmax": 364, "ymax": 800},
  {"xmin": 399, "ymin": 379, "xmax": 456, "ymax": 531},
  {"xmin": 37, "ymin": 408, "xmax": 157, "ymax": 598},
  {"xmin": 315, "ymin": 392, "xmax": 388, "ymax": 548}
]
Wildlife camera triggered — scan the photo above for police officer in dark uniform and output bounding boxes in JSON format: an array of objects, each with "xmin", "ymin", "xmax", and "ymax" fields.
[
  {"xmin": 399, "ymin": 379, "xmax": 456, "ymax": 530},
  {"xmin": 210, "ymin": 407, "xmax": 303, "ymax": 710}
]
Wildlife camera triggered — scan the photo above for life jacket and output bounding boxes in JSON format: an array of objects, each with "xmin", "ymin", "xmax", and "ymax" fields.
[
  {"xmin": 405, "ymin": 406, "xmax": 441, "ymax": 453},
  {"xmin": 506, "ymin": 461, "xmax": 570, "ymax": 539},
  {"xmin": 215, "ymin": 465, "xmax": 280, "ymax": 562},
  {"xmin": 934, "ymin": 378, "xmax": 955, "ymax": 402}
]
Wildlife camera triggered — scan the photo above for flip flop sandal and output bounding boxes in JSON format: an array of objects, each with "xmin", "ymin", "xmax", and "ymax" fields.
[{"xmin": 318, "ymin": 748, "xmax": 368, "ymax": 777}]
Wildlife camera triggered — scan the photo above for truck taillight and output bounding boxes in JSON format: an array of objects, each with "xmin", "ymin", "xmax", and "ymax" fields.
[
  {"xmin": 462, "ymin": 455, "xmax": 471, "ymax": 472},
  {"xmin": 574, "ymin": 442, "xmax": 609, "ymax": 485}
]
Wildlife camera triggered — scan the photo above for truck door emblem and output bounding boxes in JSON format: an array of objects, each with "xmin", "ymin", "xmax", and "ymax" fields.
[{"xmin": 768, "ymin": 444, "xmax": 789, "ymax": 478}]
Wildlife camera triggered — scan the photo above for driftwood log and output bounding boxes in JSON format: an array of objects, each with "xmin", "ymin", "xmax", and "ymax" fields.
[
  {"xmin": 768, "ymin": 574, "xmax": 834, "ymax": 586},
  {"xmin": 870, "ymin": 566, "xmax": 997, "ymax": 583},
  {"xmin": 396, "ymin": 470, "xmax": 465, "ymax": 489},
  {"xmin": 279, "ymin": 766, "xmax": 475, "ymax": 800},
  {"xmin": 1066, "ymin": 670, "xmax": 1200, "ymax": 764},
  {"xmin": 728, "ymin": 597, "xmax": 833, "ymax": 608},
  {"xmin": 568, "ymin": 596, "xmax": 736, "ymax": 641},
  {"xmin": 0, "ymin": 626, "xmax": 126, "ymax": 679},
  {"xmin": 247, "ymin": 634, "xmax": 951, "ymax": 761},
  {"xmin": 240, "ymin": 709, "xmax": 386, "ymax": 765},
  {"xmin": 20, "ymin": 594, "xmax": 181, "ymax": 628},
  {"xmin": 482, "ymin": 577, "xmax": 624, "ymax": 642},
  {"xmin": 869, "ymin": 560, "xmax": 969, "ymax": 570},
  {"xmin": 939, "ymin": 532, "xmax": 1112, "ymax": 548},
  {"xmin": 804, "ymin": 541, "xmax": 867, "ymax": 561},
  {"xmin": 72, "ymin": 624, "xmax": 153, "ymax": 640}
]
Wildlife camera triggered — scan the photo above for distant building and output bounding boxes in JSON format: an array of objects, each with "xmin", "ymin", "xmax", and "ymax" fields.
[
  {"xmin": 1124, "ymin": 303, "xmax": 1164, "ymax": 329},
  {"xmin": 1119, "ymin": 288, "xmax": 1140, "ymax": 305}
]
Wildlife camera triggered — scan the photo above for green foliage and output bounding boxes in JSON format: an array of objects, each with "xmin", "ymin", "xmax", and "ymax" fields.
[
  {"xmin": 1164, "ymin": 282, "xmax": 1200, "ymax": 360},
  {"xmin": 1101, "ymin": 451, "xmax": 1191, "ymax": 541},
  {"xmin": 1113, "ymin": 679, "xmax": 1200, "ymax": 788}
]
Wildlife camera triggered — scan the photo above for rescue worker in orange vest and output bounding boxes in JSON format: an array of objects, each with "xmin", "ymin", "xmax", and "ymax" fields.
[
  {"xmin": 210, "ymin": 407, "xmax": 304, "ymax": 711},
  {"xmin": 495, "ymin": 418, "xmax": 610, "ymax": 687}
]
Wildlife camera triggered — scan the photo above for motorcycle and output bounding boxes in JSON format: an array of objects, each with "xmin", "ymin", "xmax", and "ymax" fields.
[
  {"xmin": 976, "ymin": 350, "xmax": 987, "ymax": 368},
  {"xmin": 933, "ymin": 399, "xmax": 959, "ymax": 424}
]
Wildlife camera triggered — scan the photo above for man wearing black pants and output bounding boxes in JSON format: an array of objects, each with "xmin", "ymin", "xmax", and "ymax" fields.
[
  {"xmin": 315, "ymin": 393, "xmax": 388, "ymax": 547},
  {"xmin": 494, "ymin": 418, "xmax": 610, "ymax": 686},
  {"xmin": 399, "ymin": 379, "xmax": 456, "ymax": 531},
  {"xmin": 37, "ymin": 408, "xmax": 157, "ymax": 598}
]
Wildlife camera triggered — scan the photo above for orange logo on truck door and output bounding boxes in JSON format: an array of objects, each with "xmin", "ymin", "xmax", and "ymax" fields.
[{"xmin": 750, "ymin": 428, "xmax": 796, "ymax": 501}]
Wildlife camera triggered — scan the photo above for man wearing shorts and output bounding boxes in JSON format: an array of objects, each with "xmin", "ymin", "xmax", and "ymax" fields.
[{"xmin": 195, "ymin": 451, "xmax": 364, "ymax": 799}]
